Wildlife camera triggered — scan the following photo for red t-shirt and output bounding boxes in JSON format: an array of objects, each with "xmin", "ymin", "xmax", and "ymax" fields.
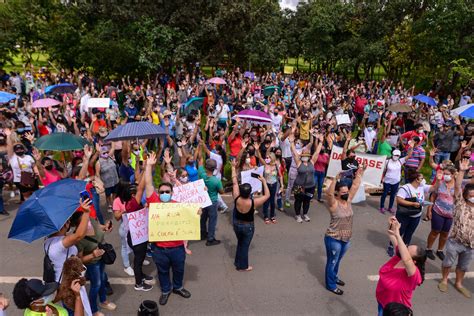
[
  {"xmin": 228, "ymin": 133, "xmax": 242, "ymax": 157},
  {"xmin": 375, "ymin": 254, "xmax": 422, "ymax": 308},
  {"xmin": 146, "ymin": 191, "xmax": 184, "ymax": 248},
  {"xmin": 354, "ymin": 96, "xmax": 367, "ymax": 114}
]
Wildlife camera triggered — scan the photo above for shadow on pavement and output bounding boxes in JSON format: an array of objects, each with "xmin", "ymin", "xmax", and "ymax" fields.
[{"xmin": 297, "ymin": 246, "xmax": 326, "ymax": 288}]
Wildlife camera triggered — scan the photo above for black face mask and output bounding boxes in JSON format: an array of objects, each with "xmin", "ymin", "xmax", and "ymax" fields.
[
  {"xmin": 340, "ymin": 193, "xmax": 349, "ymax": 201},
  {"xmin": 45, "ymin": 165, "xmax": 53, "ymax": 171},
  {"xmin": 248, "ymin": 150, "xmax": 255, "ymax": 155},
  {"xmin": 15, "ymin": 150, "xmax": 25, "ymax": 156}
]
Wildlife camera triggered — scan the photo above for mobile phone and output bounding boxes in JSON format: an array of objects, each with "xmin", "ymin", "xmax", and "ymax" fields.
[
  {"xmin": 79, "ymin": 190, "xmax": 91, "ymax": 201},
  {"xmin": 251, "ymin": 173, "xmax": 260, "ymax": 179},
  {"xmin": 107, "ymin": 220, "xmax": 113, "ymax": 230}
]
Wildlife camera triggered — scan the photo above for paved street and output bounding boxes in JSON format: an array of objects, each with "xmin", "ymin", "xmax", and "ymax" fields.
[{"xmin": 0, "ymin": 194, "xmax": 472, "ymax": 316}]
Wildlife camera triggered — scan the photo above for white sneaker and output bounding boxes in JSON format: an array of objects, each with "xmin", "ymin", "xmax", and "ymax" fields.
[
  {"xmin": 124, "ymin": 267, "xmax": 134, "ymax": 276},
  {"xmin": 143, "ymin": 259, "xmax": 150, "ymax": 266},
  {"xmin": 219, "ymin": 207, "xmax": 228, "ymax": 214},
  {"xmin": 295, "ymin": 215, "xmax": 303, "ymax": 223},
  {"xmin": 303, "ymin": 215, "xmax": 310, "ymax": 222}
]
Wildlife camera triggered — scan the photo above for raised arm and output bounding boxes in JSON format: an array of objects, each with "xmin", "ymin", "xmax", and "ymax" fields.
[
  {"xmin": 253, "ymin": 175, "xmax": 270, "ymax": 208},
  {"xmin": 310, "ymin": 135, "xmax": 324, "ymax": 165},
  {"xmin": 455, "ymin": 158, "xmax": 469, "ymax": 197},
  {"xmin": 231, "ymin": 159, "xmax": 240, "ymax": 199},
  {"xmin": 62, "ymin": 199, "xmax": 92, "ymax": 248},
  {"xmin": 389, "ymin": 217, "xmax": 417, "ymax": 277},
  {"xmin": 348, "ymin": 164, "xmax": 366, "ymax": 201},
  {"xmin": 326, "ymin": 174, "xmax": 339, "ymax": 209},
  {"xmin": 145, "ymin": 152, "xmax": 157, "ymax": 199}
]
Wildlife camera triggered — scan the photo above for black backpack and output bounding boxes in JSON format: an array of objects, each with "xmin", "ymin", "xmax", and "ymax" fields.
[{"xmin": 43, "ymin": 240, "xmax": 69, "ymax": 283}]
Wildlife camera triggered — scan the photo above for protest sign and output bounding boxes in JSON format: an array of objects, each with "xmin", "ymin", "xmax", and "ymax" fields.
[
  {"xmin": 284, "ymin": 65, "xmax": 294, "ymax": 74},
  {"xmin": 87, "ymin": 98, "xmax": 110, "ymax": 108},
  {"xmin": 336, "ymin": 114, "xmax": 351, "ymax": 125},
  {"xmin": 124, "ymin": 208, "xmax": 148, "ymax": 246},
  {"xmin": 148, "ymin": 203, "xmax": 201, "ymax": 242},
  {"xmin": 172, "ymin": 179, "xmax": 212, "ymax": 208},
  {"xmin": 326, "ymin": 146, "xmax": 386, "ymax": 186},
  {"xmin": 241, "ymin": 166, "xmax": 264, "ymax": 193}
]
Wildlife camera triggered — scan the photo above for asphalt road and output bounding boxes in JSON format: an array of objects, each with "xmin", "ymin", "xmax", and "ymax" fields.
[{"xmin": 0, "ymin": 193, "xmax": 472, "ymax": 316}]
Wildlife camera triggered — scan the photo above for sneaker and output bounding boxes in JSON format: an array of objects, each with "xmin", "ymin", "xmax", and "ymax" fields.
[
  {"xmin": 134, "ymin": 282, "xmax": 153, "ymax": 291},
  {"xmin": 98, "ymin": 302, "xmax": 116, "ymax": 311},
  {"xmin": 302, "ymin": 215, "xmax": 310, "ymax": 222},
  {"xmin": 426, "ymin": 249, "xmax": 436, "ymax": 260},
  {"xmin": 436, "ymin": 250, "xmax": 445, "ymax": 261},
  {"xmin": 388, "ymin": 208, "xmax": 396, "ymax": 215},
  {"xmin": 142, "ymin": 275, "xmax": 154, "ymax": 285},
  {"xmin": 206, "ymin": 239, "xmax": 221, "ymax": 246},
  {"xmin": 143, "ymin": 259, "xmax": 150, "ymax": 266},
  {"xmin": 124, "ymin": 267, "xmax": 134, "ymax": 276},
  {"xmin": 284, "ymin": 201, "xmax": 291, "ymax": 208},
  {"xmin": 387, "ymin": 245, "xmax": 394, "ymax": 257},
  {"xmin": 295, "ymin": 215, "xmax": 303, "ymax": 223},
  {"xmin": 378, "ymin": 207, "xmax": 385, "ymax": 214},
  {"xmin": 173, "ymin": 288, "xmax": 191, "ymax": 298},
  {"xmin": 159, "ymin": 293, "xmax": 170, "ymax": 305},
  {"xmin": 219, "ymin": 207, "xmax": 229, "ymax": 214}
]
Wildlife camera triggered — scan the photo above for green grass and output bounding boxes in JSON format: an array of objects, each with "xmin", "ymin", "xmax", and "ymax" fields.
[{"xmin": 3, "ymin": 52, "xmax": 50, "ymax": 73}]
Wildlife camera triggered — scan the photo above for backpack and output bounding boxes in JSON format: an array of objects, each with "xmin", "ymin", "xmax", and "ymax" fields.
[{"xmin": 43, "ymin": 239, "xmax": 69, "ymax": 283}]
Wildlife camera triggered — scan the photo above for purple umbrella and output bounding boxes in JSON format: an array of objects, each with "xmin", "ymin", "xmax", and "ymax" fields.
[
  {"xmin": 232, "ymin": 109, "xmax": 272, "ymax": 125},
  {"xmin": 206, "ymin": 77, "xmax": 226, "ymax": 85},
  {"xmin": 244, "ymin": 71, "xmax": 255, "ymax": 80},
  {"xmin": 32, "ymin": 98, "xmax": 61, "ymax": 108}
]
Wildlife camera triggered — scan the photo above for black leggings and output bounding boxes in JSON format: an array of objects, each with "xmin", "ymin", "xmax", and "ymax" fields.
[
  {"xmin": 127, "ymin": 233, "xmax": 148, "ymax": 285},
  {"xmin": 294, "ymin": 186, "xmax": 315, "ymax": 216}
]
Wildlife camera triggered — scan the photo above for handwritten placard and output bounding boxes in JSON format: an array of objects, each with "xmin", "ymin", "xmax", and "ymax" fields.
[
  {"xmin": 172, "ymin": 179, "xmax": 212, "ymax": 208},
  {"xmin": 241, "ymin": 166, "xmax": 264, "ymax": 193},
  {"xmin": 148, "ymin": 203, "xmax": 201, "ymax": 242},
  {"xmin": 124, "ymin": 208, "xmax": 148, "ymax": 246}
]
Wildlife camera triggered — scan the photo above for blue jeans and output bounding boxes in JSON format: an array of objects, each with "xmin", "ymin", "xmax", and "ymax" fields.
[
  {"xmin": 377, "ymin": 302, "xmax": 383, "ymax": 316},
  {"xmin": 201, "ymin": 201, "xmax": 218, "ymax": 241},
  {"xmin": 151, "ymin": 244, "xmax": 186, "ymax": 294},
  {"xmin": 233, "ymin": 222, "xmax": 254, "ymax": 270},
  {"xmin": 324, "ymin": 235, "xmax": 350, "ymax": 290},
  {"xmin": 276, "ymin": 183, "xmax": 283, "ymax": 209},
  {"xmin": 380, "ymin": 182, "xmax": 400, "ymax": 210},
  {"xmin": 85, "ymin": 261, "xmax": 107, "ymax": 314},
  {"xmin": 91, "ymin": 187, "xmax": 104, "ymax": 225},
  {"xmin": 263, "ymin": 182, "xmax": 278, "ymax": 219},
  {"xmin": 119, "ymin": 222, "xmax": 131, "ymax": 268},
  {"xmin": 396, "ymin": 212, "xmax": 421, "ymax": 245},
  {"xmin": 314, "ymin": 171, "xmax": 325, "ymax": 200}
]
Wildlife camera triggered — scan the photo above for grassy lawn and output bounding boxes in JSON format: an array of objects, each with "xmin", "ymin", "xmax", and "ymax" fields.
[{"xmin": 3, "ymin": 52, "xmax": 50, "ymax": 73}]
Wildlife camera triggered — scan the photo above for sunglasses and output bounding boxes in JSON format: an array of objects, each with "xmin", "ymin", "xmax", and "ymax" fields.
[{"xmin": 159, "ymin": 190, "xmax": 171, "ymax": 194}]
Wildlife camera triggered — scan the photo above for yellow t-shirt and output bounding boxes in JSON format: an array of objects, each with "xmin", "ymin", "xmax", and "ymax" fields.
[
  {"xmin": 24, "ymin": 303, "xmax": 68, "ymax": 316},
  {"xmin": 299, "ymin": 121, "xmax": 310, "ymax": 140},
  {"xmin": 151, "ymin": 112, "xmax": 160, "ymax": 125}
]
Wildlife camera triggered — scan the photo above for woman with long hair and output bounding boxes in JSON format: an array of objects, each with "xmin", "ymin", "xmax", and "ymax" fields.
[{"xmin": 376, "ymin": 217, "xmax": 426, "ymax": 315}]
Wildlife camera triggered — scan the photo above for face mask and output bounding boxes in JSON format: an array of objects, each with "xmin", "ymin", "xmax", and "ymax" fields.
[
  {"xmin": 248, "ymin": 150, "xmax": 255, "ymax": 155},
  {"xmin": 418, "ymin": 129, "xmax": 424, "ymax": 134},
  {"xmin": 15, "ymin": 150, "xmax": 25, "ymax": 156},
  {"xmin": 159, "ymin": 193, "xmax": 171, "ymax": 202},
  {"xmin": 188, "ymin": 160, "xmax": 194, "ymax": 165},
  {"xmin": 340, "ymin": 193, "xmax": 349, "ymax": 201},
  {"xmin": 133, "ymin": 150, "xmax": 140, "ymax": 156},
  {"xmin": 468, "ymin": 197, "xmax": 474, "ymax": 203},
  {"xmin": 265, "ymin": 158, "xmax": 271, "ymax": 164},
  {"xmin": 45, "ymin": 165, "xmax": 53, "ymax": 171},
  {"xmin": 295, "ymin": 143, "xmax": 302, "ymax": 150},
  {"xmin": 36, "ymin": 292, "xmax": 56, "ymax": 306},
  {"xmin": 179, "ymin": 176, "xmax": 188, "ymax": 183},
  {"xmin": 367, "ymin": 127, "xmax": 373, "ymax": 132},
  {"xmin": 392, "ymin": 156, "xmax": 399, "ymax": 161},
  {"xmin": 100, "ymin": 153, "xmax": 108, "ymax": 159},
  {"xmin": 420, "ymin": 179, "xmax": 426, "ymax": 186},
  {"xmin": 301, "ymin": 156, "xmax": 309, "ymax": 162},
  {"xmin": 245, "ymin": 158, "xmax": 251, "ymax": 164},
  {"xmin": 443, "ymin": 175, "xmax": 452, "ymax": 182},
  {"xmin": 275, "ymin": 153, "xmax": 282, "ymax": 159}
]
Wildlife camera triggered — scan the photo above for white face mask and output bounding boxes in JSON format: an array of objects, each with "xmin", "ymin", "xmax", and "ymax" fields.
[
  {"xmin": 301, "ymin": 156, "xmax": 310, "ymax": 162},
  {"xmin": 468, "ymin": 197, "xmax": 474, "ymax": 204},
  {"xmin": 392, "ymin": 156, "xmax": 400, "ymax": 161},
  {"xmin": 295, "ymin": 143, "xmax": 303, "ymax": 150},
  {"xmin": 443, "ymin": 175, "xmax": 452, "ymax": 182},
  {"xmin": 179, "ymin": 176, "xmax": 188, "ymax": 183},
  {"xmin": 245, "ymin": 158, "xmax": 251, "ymax": 164},
  {"xmin": 418, "ymin": 129, "xmax": 424, "ymax": 134},
  {"xmin": 35, "ymin": 292, "xmax": 56, "ymax": 306},
  {"xmin": 420, "ymin": 179, "xmax": 427, "ymax": 186},
  {"xmin": 265, "ymin": 158, "xmax": 271, "ymax": 164}
]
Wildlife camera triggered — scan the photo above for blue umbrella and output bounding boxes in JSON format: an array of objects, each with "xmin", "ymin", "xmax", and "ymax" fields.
[
  {"xmin": 452, "ymin": 103, "xmax": 474, "ymax": 119},
  {"xmin": 183, "ymin": 97, "xmax": 204, "ymax": 115},
  {"xmin": 8, "ymin": 179, "xmax": 87, "ymax": 243},
  {"xmin": 104, "ymin": 121, "xmax": 166, "ymax": 142},
  {"xmin": 45, "ymin": 83, "xmax": 77, "ymax": 95},
  {"xmin": 413, "ymin": 94, "xmax": 437, "ymax": 107},
  {"xmin": 0, "ymin": 91, "xmax": 16, "ymax": 104}
]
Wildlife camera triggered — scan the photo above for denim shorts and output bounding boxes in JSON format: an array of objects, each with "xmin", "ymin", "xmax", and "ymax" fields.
[
  {"xmin": 431, "ymin": 211, "xmax": 453, "ymax": 233},
  {"xmin": 442, "ymin": 239, "xmax": 473, "ymax": 271}
]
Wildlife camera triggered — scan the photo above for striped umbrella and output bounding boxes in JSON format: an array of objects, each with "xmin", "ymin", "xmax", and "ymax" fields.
[
  {"xmin": 104, "ymin": 122, "xmax": 167, "ymax": 142},
  {"xmin": 232, "ymin": 109, "xmax": 272, "ymax": 125}
]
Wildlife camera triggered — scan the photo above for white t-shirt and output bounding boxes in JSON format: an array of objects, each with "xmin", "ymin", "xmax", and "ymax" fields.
[
  {"xmin": 280, "ymin": 138, "xmax": 292, "ymax": 158},
  {"xmin": 384, "ymin": 158, "xmax": 406, "ymax": 184},
  {"xmin": 363, "ymin": 128, "xmax": 377, "ymax": 151},
  {"xmin": 44, "ymin": 236, "xmax": 92, "ymax": 316},
  {"xmin": 210, "ymin": 152, "xmax": 223, "ymax": 180},
  {"xmin": 396, "ymin": 183, "xmax": 429, "ymax": 218},
  {"xmin": 270, "ymin": 113, "xmax": 283, "ymax": 132},
  {"xmin": 215, "ymin": 104, "xmax": 230, "ymax": 121},
  {"xmin": 9, "ymin": 154, "xmax": 35, "ymax": 182}
]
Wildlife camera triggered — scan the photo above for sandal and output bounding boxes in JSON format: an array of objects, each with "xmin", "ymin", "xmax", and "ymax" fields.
[
  {"xmin": 455, "ymin": 286, "xmax": 471, "ymax": 298},
  {"xmin": 271, "ymin": 218, "xmax": 277, "ymax": 224},
  {"xmin": 264, "ymin": 218, "xmax": 271, "ymax": 224},
  {"xmin": 328, "ymin": 288, "xmax": 344, "ymax": 295},
  {"xmin": 438, "ymin": 282, "xmax": 448, "ymax": 292}
]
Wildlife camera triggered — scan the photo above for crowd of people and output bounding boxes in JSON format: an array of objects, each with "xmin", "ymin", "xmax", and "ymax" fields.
[{"xmin": 0, "ymin": 65, "xmax": 473, "ymax": 316}]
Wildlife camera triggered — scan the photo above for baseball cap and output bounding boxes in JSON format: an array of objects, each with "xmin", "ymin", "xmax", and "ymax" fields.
[
  {"xmin": 26, "ymin": 279, "xmax": 58, "ymax": 301},
  {"xmin": 393, "ymin": 149, "xmax": 401, "ymax": 156}
]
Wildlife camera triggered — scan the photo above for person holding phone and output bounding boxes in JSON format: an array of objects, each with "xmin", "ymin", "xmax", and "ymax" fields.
[
  {"xmin": 231, "ymin": 159, "xmax": 269, "ymax": 271},
  {"xmin": 376, "ymin": 217, "xmax": 426, "ymax": 315}
]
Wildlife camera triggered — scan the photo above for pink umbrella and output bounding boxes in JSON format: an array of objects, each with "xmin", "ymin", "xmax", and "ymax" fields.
[
  {"xmin": 232, "ymin": 109, "xmax": 272, "ymax": 125},
  {"xmin": 32, "ymin": 98, "xmax": 61, "ymax": 108},
  {"xmin": 206, "ymin": 77, "xmax": 227, "ymax": 85}
]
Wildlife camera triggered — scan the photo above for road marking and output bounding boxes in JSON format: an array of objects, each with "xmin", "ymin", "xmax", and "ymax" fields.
[
  {"xmin": 367, "ymin": 271, "xmax": 474, "ymax": 282},
  {"xmin": 0, "ymin": 276, "xmax": 137, "ymax": 285}
]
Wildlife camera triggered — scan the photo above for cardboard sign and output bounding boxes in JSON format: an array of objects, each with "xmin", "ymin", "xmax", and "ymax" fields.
[
  {"xmin": 241, "ymin": 166, "xmax": 264, "ymax": 193},
  {"xmin": 336, "ymin": 114, "xmax": 351, "ymax": 125},
  {"xmin": 148, "ymin": 203, "xmax": 201, "ymax": 242},
  {"xmin": 327, "ymin": 146, "xmax": 386, "ymax": 187},
  {"xmin": 172, "ymin": 179, "xmax": 212, "ymax": 208},
  {"xmin": 124, "ymin": 208, "xmax": 148, "ymax": 246}
]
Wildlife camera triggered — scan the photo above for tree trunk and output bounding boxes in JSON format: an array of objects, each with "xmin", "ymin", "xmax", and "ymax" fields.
[{"xmin": 353, "ymin": 63, "xmax": 361, "ymax": 82}]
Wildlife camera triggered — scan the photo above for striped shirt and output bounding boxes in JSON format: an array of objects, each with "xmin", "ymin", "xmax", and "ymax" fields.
[{"xmin": 405, "ymin": 146, "xmax": 425, "ymax": 169}]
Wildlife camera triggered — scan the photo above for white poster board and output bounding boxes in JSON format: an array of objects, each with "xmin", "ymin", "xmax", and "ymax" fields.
[
  {"xmin": 327, "ymin": 146, "xmax": 386, "ymax": 187},
  {"xmin": 124, "ymin": 208, "xmax": 148, "ymax": 246},
  {"xmin": 336, "ymin": 114, "xmax": 351, "ymax": 125},
  {"xmin": 241, "ymin": 166, "xmax": 264, "ymax": 193},
  {"xmin": 172, "ymin": 179, "xmax": 212, "ymax": 208},
  {"xmin": 87, "ymin": 98, "xmax": 110, "ymax": 108}
]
